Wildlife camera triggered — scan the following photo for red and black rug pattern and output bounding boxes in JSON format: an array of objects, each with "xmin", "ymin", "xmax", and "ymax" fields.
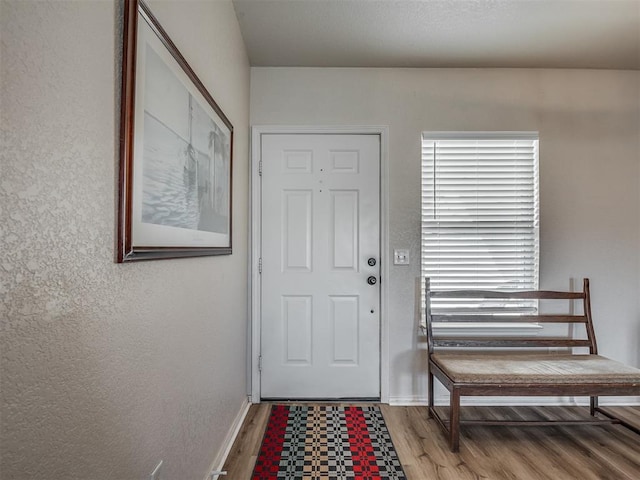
[{"xmin": 252, "ymin": 405, "xmax": 407, "ymax": 479}]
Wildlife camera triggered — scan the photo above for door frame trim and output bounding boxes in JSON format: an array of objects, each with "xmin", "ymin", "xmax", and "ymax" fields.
[{"xmin": 250, "ymin": 125, "xmax": 390, "ymax": 403}]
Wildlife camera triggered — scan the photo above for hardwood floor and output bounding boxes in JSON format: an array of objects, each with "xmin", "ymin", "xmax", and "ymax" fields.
[{"xmin": 223, "ymin": 404, "xmax": 640, "ymax": 479}]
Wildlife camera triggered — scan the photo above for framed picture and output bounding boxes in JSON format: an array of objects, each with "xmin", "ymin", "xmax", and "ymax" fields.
[{"xmin": 117, "ymin": 0, "xmax": 233, "ymax": 262}]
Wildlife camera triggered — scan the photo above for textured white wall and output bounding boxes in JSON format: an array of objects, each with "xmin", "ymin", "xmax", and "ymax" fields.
[
  {"xmin": 250, "ymin": 67, "xmax": 640, "ymax": 402},
  {"xmin": 1, "ymin": 1, "xmax": 250, "ymax": 479}
]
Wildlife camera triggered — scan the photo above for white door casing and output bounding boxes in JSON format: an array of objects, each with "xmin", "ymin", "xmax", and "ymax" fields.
[{"xmin": 259, "ymin": 133, "xmax": 381, "ymax": 398}]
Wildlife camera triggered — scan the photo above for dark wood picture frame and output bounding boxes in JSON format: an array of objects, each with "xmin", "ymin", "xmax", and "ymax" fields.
[{"xmin": 118, "ymin": 0, "xmax": 233, "ymax": 262}]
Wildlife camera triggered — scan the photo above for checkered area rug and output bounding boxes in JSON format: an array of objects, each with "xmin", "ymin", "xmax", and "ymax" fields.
[{"xmin": 252, "ymin": 405, "xmax": 407, "ymax": 479}]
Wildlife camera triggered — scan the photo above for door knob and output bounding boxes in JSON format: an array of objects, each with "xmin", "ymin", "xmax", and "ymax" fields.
[
  {"xmin": 367, "ymin": 257, "xmax": 376, "ymax": 266},
  {"xmin": 367, "ymin": 276, "xmax": 377, "ymax": 285}
]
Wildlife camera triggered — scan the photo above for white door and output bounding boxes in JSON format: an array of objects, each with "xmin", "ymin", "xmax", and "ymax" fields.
[{"xmin": 260, "ymin": 134, "xmax": 380, "ymax": 399}]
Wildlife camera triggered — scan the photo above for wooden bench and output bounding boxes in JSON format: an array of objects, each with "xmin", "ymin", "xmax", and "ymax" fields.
[{"xmin": 425, "ymin": 278, "xmax": 640, "ymax": 452}]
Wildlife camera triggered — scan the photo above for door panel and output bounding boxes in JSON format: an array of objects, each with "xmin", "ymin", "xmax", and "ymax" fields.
[
  {"xmin": 330, "ymin": 190, "xmax": 358, "ymax": 270},
  {"xmin": 261, "ymin": 134, "xmax": 380, "ymax": 399},
  {"xmin": 282, "ymin": 190, "xmax": 312, "ymax": 271},
  {"xmin": 329, "ymin": 295, "xmax": 359, "ymax": 364}
]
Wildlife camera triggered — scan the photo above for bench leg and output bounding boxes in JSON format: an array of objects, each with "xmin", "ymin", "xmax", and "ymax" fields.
[
  {"xmin": 427, "ymin": 368, "xmax": 434, "ymax": 418},
  {"xmin": 590, "ymin": 396, "xmax": 599, "ymax": 416},
  {"xmin": 449, "ymin": 389, "xmax": 461, "ymax": 452}
]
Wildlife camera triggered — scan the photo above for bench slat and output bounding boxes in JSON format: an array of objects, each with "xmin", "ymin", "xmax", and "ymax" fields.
[
  {"xmin": 433, "ymin": 337, "xmax": 592, "ymax": 348},
  {"xmin": 431, "ymin": 314, "xmax": 587, "ymax": 323},
  {"xmin": 430, "ymin": 290, "xmax": 585, "ymax": 300}
]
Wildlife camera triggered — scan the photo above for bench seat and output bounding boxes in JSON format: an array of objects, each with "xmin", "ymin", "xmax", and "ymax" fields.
[{"xmin": 432, "ymin": 352, "xmax": 640, "ymax": 385}]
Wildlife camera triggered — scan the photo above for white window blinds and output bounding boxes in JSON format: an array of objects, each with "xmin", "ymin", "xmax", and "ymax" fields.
[{"xmin": 421, "ymin": 132, "xmax": 539, "ymax": 310}]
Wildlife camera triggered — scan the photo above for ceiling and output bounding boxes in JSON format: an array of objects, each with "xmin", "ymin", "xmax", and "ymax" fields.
[{"xmin": 232, "ymin": 0, "xmax": 640, "ymax": 70}]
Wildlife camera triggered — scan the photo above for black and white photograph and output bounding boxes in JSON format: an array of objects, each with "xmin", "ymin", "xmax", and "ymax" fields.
[{"xmin": 141, "ymin": 46, "xmax": 230, "ymax": 236}]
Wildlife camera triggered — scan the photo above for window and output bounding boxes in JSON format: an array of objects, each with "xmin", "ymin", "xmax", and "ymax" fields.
[{"xmin": 421, "ymin": 132, "xmax": 539, "ymax": 313}]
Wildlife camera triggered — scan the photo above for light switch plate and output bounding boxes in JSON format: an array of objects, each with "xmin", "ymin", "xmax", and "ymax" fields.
[{"xmin": 394, "ymin": 249, "xmax": 410, "ymax": 265}]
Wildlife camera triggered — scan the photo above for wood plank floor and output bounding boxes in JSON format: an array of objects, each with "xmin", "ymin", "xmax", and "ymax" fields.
[{"xmin": 223, "ymin": 404, "xmax": 640, "ymax": 479}]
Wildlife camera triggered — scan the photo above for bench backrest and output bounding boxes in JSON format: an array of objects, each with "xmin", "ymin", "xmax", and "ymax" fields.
[{"xmin": 425, "ymin": 278, "xmax": 597, "ymax": 356}]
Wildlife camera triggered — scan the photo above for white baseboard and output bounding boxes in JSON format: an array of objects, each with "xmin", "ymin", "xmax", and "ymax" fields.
[
  {"xmin": 437, "ymin": 395, "xmax": 578, "ymax": 406},
  {"xmin": 388, "ymin": 396, "xmax": 429, "ymax": 406},
  {"xmin": 388, "ymin": 395, "xmax": 574, "ymax": 406},
  {"xmin": 204, "ymin": 398, "xmax": 251, "ymax": 480},
  {"xmin": 389, "ymin": 395, "xmax": 640, "ymax": 407},
  {"xmin": 577, "ymin": 396, "xmax": 640, "ymax": 406}
]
